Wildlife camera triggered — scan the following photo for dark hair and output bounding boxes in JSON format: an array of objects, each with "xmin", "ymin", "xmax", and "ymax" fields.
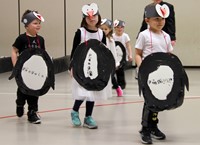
[
  {"xmin": 107, "ymin": 29, "xmax": 113, "ymax": 40},
  {"xmin": 80, "ymin": 14, "xmax": 101, "ymax": 28}
]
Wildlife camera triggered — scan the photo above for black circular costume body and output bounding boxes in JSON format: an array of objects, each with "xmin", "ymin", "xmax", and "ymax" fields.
[
  {"xmin": 9, "ymin": 48, "xmax": 55, "ymax": 96},
  {"xmin": 138, "ymin": 52, "xmax": 189, "ymax": 112},
  {"xmin": 115, "ymin": 41, "xmax": 126, "ymax": 68},
  {"xmin": 71, "ymin": 39, "xmax": 115, "ymax": 91}
]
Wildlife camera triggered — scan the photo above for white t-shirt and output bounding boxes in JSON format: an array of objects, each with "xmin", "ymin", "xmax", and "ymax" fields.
[
  {"xmin": 106, "ymin": 37, "xmax": 119, "ymax": 67},
  {"xmin": 135, "ymin": 29, "xmax": 173, "ymax": 59},
  {"xmin": 113, "ymin": 33, "xmax": 130, "ymax": 59}
]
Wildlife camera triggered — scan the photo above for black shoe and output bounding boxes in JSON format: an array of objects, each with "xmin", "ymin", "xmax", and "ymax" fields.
[
  {"xmin": 16, "ymin": 106, "xmax": 24, "ymax": 117},
  {"xmin": 150, "ymin": 127, "xmax": 166, "ymax": 140},
  {"xmin": 27, "ymin": 110, "xmax": 41, "ymax": 124},
  {"xmin": 139, "ymin": 128, "xmax": 152, "ymax": 144}
]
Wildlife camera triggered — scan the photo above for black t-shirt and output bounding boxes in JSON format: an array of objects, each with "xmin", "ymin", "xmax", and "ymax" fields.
[{"xmin": 12, "ymin": 33, "xmax": 45, "ymax": 54}]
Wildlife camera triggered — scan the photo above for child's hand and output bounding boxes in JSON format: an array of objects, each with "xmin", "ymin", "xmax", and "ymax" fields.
[
  {"xmin": 68, "ymin": 68, "xmax": 73, "ymax": 77},
  {"xmin": 171, "ymin": 40, "xmax": 176, "ymax": 46},
  {"xmin": 128, "ymin": 55, "xmax": 133, "ymax": 62}
]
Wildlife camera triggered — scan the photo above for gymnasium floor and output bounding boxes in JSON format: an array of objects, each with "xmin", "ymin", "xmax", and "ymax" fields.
[{"xmin": 0, "ymin": 68, "xmax": 199, "ymax": 145}]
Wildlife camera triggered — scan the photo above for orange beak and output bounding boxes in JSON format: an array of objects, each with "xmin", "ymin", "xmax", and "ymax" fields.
[
  {"xmin": 160, "ymin": 8, "xmax": 166, "ymax": 17},
  {"xmin": 87, "ymin": 11, "xmax": 94, "ymax": 19}
]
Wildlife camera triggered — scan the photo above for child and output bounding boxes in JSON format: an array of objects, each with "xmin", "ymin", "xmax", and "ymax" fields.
[
  {"xmin": 139, "ymin": 0, "xmax": 176, "ymax": 46},
  {"xmin": 135, "ymin": 3, "xmax": 173, "ymax": 144},
  {"xmin": 100, "ymin": 19, "xmax": 123, "ymax": 97},
  {"xmin": 69, "ymin": 3, "xmax": 108, "ymax": 129},
  {"xmin": 11, "ymin": 9, "xmax": 45, "ymax": 124},
  {"xmin": 113, "ymin": 20, "xmax": 133, "ymax": 89},
  {"xmin": 135, "ymin": 0, "xmax": 176, "ymax": 79}
]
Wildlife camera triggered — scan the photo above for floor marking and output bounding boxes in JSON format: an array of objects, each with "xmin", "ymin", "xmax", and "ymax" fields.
[{"xmin": 0, "ymin": 96, "xmax": 199, "ymax": 120}]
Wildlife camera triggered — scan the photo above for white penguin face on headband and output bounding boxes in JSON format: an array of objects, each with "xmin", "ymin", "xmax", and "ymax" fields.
[
  {"xmin": 156, "ymin": 4, "xmax": 170, "ymax": 18},
  {"xmin": 82, "ymin": 3, "xmax": 98, "ymax": 18},
  {"xmin": 147, "ymin": 65, "xmax": 174, "ymax": 100},
  {"xmin": 33, "ymin": 11, "xmax": 45, "ymax": 22}
]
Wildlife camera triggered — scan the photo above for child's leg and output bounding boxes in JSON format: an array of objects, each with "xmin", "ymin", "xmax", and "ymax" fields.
[
  {"xmin": 83, "ymin": 101, "xmax": 97, "ymax": 129},
  {"xmin": 112, "ymin": 74, "xmax": 123, "ymax": 97},
  {"xmin": 116, "ymin": 67, "xmax": 126, "ymax": 89},
  {"xmin": 72, "ymin": 100, "xmax": 84, "ymax": 112},
  {"xmin": 111, "ymin": 74, "xmax": 119, "ymax": 89},
  {"xmin": 140, "ymin": 103, "xmax": 166, "ymax": 144},
  {"xmin": 16, "ymin": 88, "xmax": 26, "ymax": 117},
  {"xmin": 85, "ymin": 101, "xmax": 94, "ymax": 117}
]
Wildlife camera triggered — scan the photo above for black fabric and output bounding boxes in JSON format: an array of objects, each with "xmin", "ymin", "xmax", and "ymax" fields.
[
  {"xmin": 0, "ymin": 57, "xmax": 13, "ymax": 73},
  {"xmin": 73, "ymin": 100, "xmax": 84, "ymax": 112},
  {"xmin": 70, "ymin": 28, "xmax": 106, "ymax": 61},
  {"xmin": 16, "ymin": 88, "xmax": 39, "ymax": 111},
  {"xmin": 142, "ymin": 103, "xmax": 159, "ymax": 127},
  {"xmin": 85, "ymin": 101, "xmax": 95, "ymax": 117},
  {"xmin": 115, "ymin": 41, "xmax": 126, "ymax": 68},
  {"xmin": 53, "ymin": 56, "xmax": 69, "ymax": 74},
  {"xmin": 71, "ymin": 39, "xmax": 115, "ymax": 91},
  {"xmin": 115, "ymin": 67, "xmax": 126, "ymax": 89},
  {"xmin": 9, "ymin": 48, "xmax": 55, "ymax": 96},
  {"xmin": 111, "ymin": 75, "xmax": 119, "ymax": 89},
  {"xmin": 138, "ymin": 52, "xmax": 189, "ymax": 112},
  {"xmin": 12, "ymin": 33, "xmax": 45, "ymax": 54}
]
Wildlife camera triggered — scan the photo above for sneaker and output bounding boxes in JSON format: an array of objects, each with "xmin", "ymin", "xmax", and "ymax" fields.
[
  {"xmin": 16, "ymin": 106, "xmax": 24, "ymax": 117},
  {"xmin": 139, "ymin": 127, "xmax": 152, "ymax": 144},
  {"xmin": 27, "ymin": 110, "xmax": 41, "ymax": 124},
  {"xmin": 150, "ymin": 127, "xmax": 166, "ymax": 140},
  {"xmin": 116, "ymin": 86, "xmax": 123, "ymax": 97},
  {"xmin": 71, "ymin": 110, "xmax": 81, "ymax": 127},
  {"xmin": 83, "ymin": 116, "xmax": 98, "ymax": 129}
]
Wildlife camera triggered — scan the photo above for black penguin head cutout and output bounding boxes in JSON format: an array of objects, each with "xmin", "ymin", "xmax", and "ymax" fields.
[
  {"xmin": 9, "ymin": 48, "xmax": 55, "ymax": 96},
  {"xmin": 101, "ymin": 19, "xmax": 113, "ymax": 29},
  {"xmin": 113, "ymin": 19, "xmax": 125, "ymax": 28},
  {"xmin": 115, "ymin": 41, "xmax": 126, "ymax": 68},
  {"xmin": 22, "ymin": 11, "xmax": 45, "ymax": 27},
  {"xmin": 71, "ymin": 39, "xmax": 115, "ymax": 91},
  {"xmin": 138, "ymin": 52, "xmax": 189, "ymax": 112},
  {"xmin": 145, "ymin": 3, "xmax": 170, "ymax": 18},
  {"xmin": 82, "ymin": 3, "xmax": 99, "ymax": 19}
]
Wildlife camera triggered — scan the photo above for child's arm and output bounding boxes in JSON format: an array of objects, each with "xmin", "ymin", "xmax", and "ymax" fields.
[
  {"xmin": 135, "ymin": 48, "xmax": 142, "ymax": 67},
  {"xmin": 11, "ymin": 47, "xmax": 18, "ymax": 67},
  {"xmin": 126, "ymin": 41, "xmax": 133, "ymax": 62}
]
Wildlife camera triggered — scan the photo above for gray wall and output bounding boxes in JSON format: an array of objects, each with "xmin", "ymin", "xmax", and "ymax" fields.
[{"xmin": 0, "ymin": 0, "xmax": 200, "ymax": 66}]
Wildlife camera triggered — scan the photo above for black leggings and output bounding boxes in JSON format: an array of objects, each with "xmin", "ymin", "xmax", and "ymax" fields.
[
  {"xmin": 16, "ymin": 88, "xmax": 39, "ymax": 111},
  {"xmin": 141, "ymin": 103, "xmax": 159, "ymax": 128},
  {"xmin": 72, "ymin": 100, "xmax": 95, "ymax": 117}
]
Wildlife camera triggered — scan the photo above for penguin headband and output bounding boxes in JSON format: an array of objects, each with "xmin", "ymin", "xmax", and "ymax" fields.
[
  {"xmin": 101, "ymin": 19, "xmax": 113, "ymax": 28},
  {"xmin": 22, "ymin": 11, "xmax": 45, "ymax": 26},
  {"xmin": 113, "ymin": 19, "xmax": 125, "ymax": 27},
  {"xmin": 145, "ymin": 4, "xmax": 170, "ymax": 18},
  {"xmin": 82, "ymin": 3, "xmax": 99, "ymax": 19}
]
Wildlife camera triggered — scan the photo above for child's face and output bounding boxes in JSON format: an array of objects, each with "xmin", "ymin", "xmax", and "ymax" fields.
[
  {"xmin": 86, "ymin": 14, "xmax": 99, "ymax": 28},
  {"xmin": 114, "ymin": 26, "xmax": 124, "ymax": 36},
  {"xmin": 26, "ymin": 19, "xmax": 41, "ymax": 35},
  {"xmin": 100, "ymin": 24, "xmax": 111, "ymax": 36},
  {"xmin": 145, "ymin": 17, "xmax": 165, "ymax": 32}
]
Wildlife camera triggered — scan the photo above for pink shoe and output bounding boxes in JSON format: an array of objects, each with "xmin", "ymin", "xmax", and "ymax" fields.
[{"xmin": 116, "ymin": 86, "xmax": 123, "ymax": 97}]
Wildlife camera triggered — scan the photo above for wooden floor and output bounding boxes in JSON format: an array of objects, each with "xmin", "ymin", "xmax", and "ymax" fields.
[{"xmin": 0, "ymin": 68, "xmax": 199, "ymax": 145}]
